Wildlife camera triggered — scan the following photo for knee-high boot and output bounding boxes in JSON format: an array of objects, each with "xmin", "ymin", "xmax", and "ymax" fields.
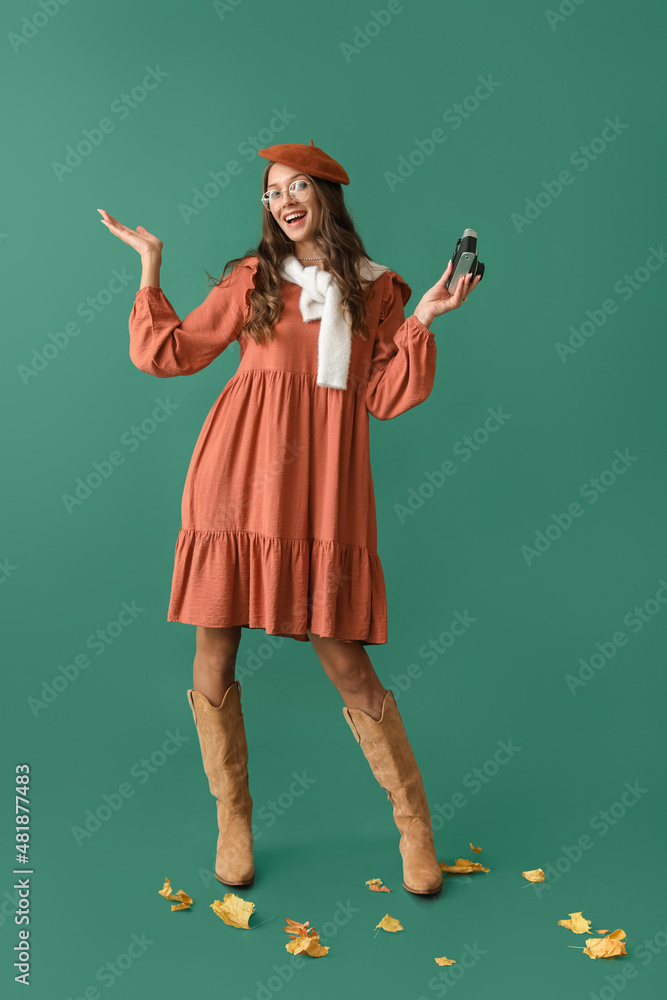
[
  {"xmin": 187, "ymin": 679, "xmax": 254, "ymax": 886},
  {"xmin": 342, "ymin": 689, "xmax": 442, "ymax": 895}
]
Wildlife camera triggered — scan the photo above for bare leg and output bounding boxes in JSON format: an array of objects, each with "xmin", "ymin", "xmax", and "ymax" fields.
[
  {"xmin": 193, "ymin": 624, "xmax": 242, "ymax": 706},
  {"xmin": 306, "ymin": 630, "xmax": 387, "ymax": 719}
]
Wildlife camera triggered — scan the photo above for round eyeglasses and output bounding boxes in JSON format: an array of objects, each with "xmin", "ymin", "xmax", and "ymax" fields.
[{"xmin": 261, "ymin": 178, "xmax": 312, "ymax": 210}]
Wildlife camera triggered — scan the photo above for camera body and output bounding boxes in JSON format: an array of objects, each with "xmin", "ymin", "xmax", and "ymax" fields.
[{"xmin": 446, "ymin": 228, "xmax": 485, "ymax": 293}]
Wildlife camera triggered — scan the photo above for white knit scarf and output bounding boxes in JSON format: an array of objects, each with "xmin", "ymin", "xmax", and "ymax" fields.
[{"xmin": 278, "ymin": 253, "xmax": 390, "ymax": 390}]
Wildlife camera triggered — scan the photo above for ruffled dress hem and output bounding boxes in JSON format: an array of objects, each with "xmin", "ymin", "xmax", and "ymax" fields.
[{"xmin": 166, "ymin": 526, "xmax": 388, "ymax": 645}]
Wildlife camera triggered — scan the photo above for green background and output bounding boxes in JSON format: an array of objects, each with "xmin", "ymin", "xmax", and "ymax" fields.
[{"xmin": 2, "ymin": 0, "xmax": 666, "ymax": 996}]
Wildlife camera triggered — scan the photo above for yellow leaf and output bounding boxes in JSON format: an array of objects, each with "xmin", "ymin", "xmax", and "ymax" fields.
[
  {"xmin": 558, "ymin": 911, "xmax": 592, "ymax": 934},
  {"xmin": 366, "ymin": 878, "xmax": 391, "ymax": 892},
  {"xmin": 210, "ymin": 893, "xmax": 255, "ymax": 928},
  {"xmin": 583, "ymin": 930, "xmax": 627, "ymax": 960},
  {"xmin": 157, "ymin": 877, "xmax": 193, "ymax": 911},
  {"xmin": 376, "ymin": 914, "xmax": 403, "ymax": 933},
  {"xmin": 435, "ymin": 956, "xmax": 456, "ymax": 965},
  {"xmin": 522, "ymin": 868, "xmax": 545, "ymax": 882},
  {"xmin": 469, "ymin": 842, "xmax": 482, "ymax": 854},
  {"xmin": 283, "ymin": 917, "xmax": 329, "ymax": 957},
  {"xmin": 439, "ymin": 858, "xmax": 490, "ymax": 873}
]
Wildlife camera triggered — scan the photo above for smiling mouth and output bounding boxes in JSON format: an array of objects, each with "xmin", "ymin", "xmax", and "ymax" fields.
[{"xmin": 284, "ymin": 212, "xmax": 307, "ymax": 227}]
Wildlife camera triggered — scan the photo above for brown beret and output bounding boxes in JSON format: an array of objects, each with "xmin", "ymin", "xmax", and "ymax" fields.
[{"xmin": 257, "ymin": 138, "xmax": 350, "ymax": 185}]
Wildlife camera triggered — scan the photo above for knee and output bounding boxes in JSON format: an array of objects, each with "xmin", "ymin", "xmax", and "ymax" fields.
[{"xmin": 195, "ymin": 625, "xmax": 241, "ymax": 671}]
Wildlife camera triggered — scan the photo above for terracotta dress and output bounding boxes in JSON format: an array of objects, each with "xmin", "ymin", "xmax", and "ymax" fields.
[{"xmin": 127, "ymin": 256, "xmax": 436, "ymax": 644}]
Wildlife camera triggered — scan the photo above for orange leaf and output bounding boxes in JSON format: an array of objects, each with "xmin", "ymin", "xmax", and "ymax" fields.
[
  {"xmin": 157, "ymin": 877, "xmax": 193, "ymax": 911},
  {"xmin": 440, "ymin": 858, "xmax": 490, "ymax": 873},
  {"xmin": 596, "ymin": 929, "xmax": 610, "ymax": 935},
  {"xmin": 366, "ymin": 878, "xmax": 391, "ymax": 892},
  {"xmin": 435, "ymin": 956, "xmax": 456, "ymax": 965},
  {"xmin": 583, "ymin": 930, "xmax": 627, "ymax": 960},
  {"xmin": 558, "ymin": 911, "xmax": 592, "ymax": 934},
  {"xmin": 375, "ymin": 914, "xmax": 403, "ymax": 933},
  {"xmin": 522, "ymin": 868, "xmax": 545, "ymax": 882},
  {"xmin": 210, "ymin": 893, "xmax": 255, "ymax": 928},
  {"xmin": 283, "ymin": 917, "xmax": 317, "ymax": 938},
  {"xmin": 469, "ymin": 842, "xmax": 482, "ymax": 854}
]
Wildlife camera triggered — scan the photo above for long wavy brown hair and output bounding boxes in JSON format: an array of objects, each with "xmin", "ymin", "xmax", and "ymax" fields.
[{"xmin": 207, "ymin": 162, "xmax": 377, "ymax": 345}]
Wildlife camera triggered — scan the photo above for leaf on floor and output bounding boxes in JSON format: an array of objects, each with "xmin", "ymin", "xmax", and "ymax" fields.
[
  {"xmin": 440, "ymin": 858, "xmax": 490, "ymax": 873},
  {"xmin": 558, "ymin": 911, "xmax": 592, "ymax": 934},
  {"xmin": 522, "ymin": 868, "xmax": 545, "ymax": 882},
  {"xmin": 366, "ymin": 877, "xmax": 391, "ymax": 892},
  {"xmin": 284, "ymin": 918, "xmax": 329, "ymax": 957},
  {"xmin": 210, "ymin": 893, "xmax": 255, "ymax": 928},
  {"xmin": 435, "ymin": 956, "xmax": 456, "ymax": 965},
  {"xmin": 469, "ymin": 842, "xmax": 482, "ymax": 854},
  {"xmin": 375, "ymin": 914, "xmax": 403, "ymax": 933},
  {"xmin": 583, "ymin": 930, "xmax": 627, "ymax": 960},
  {"xmin": 157, "ymin": 877, "xmax": 193, "ymax": 911}
]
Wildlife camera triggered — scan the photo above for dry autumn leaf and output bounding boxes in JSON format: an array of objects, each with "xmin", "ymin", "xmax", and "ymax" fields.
[
  {"xmin": 440, "ymin": 858, "xmax": 490, "ymax": 874},
  {"xmin": 583, "ymin": 930, "xmax": 627, "ymax": 960},
  {"xmin": 157, "ymin": 877, "xmax": 193, "ymax": 911},
  {"xmin": 284, "ymin": 918, "xmax": 329, "ymax": 957},
  {"xmin": 522, "ymin": 869, "xmax": 545, "ymax": 882},
  {"xmin": 375, "ymin": 914, "xmax": 403, "ymax": 933},
  {"xmin": 558, "ymin": 911, "xmax": 592, "ymax": 935},
  {"xmin": 366, "ymin": 878, "xmax": 391, "ymax": 893},
  {"xmin": 596, "ymin": 929, "xmax": 610, "ymax": 935},
  {"xmin": 435, "ymin": 956, "xmax": 456, "ymax": 966},
  {"xmin": 210, "ymin": 893, "xmax": 255, "ymax": 929},
  {"xmin": 469, "ymin": 843, "xmax": 482, "ymax": 854},
  {"xmin": 286, "ymin": 932, "xmax": 329, "ymax": 957}
]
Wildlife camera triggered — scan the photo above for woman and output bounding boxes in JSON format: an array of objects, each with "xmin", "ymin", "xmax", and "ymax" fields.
[{"xmin": 98, "ymin": 139, "xmax": 481, "ymax": 897}]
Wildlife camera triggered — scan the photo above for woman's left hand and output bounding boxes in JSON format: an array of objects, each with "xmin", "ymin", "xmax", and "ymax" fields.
[{"xmin": 414, "ymin": 259, "xmax": 483, "ymax": 326}]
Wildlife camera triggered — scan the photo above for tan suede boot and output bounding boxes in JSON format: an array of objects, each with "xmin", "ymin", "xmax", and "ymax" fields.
[
  {"xmin": 343, "ymin": 689, "xmax": 442, "ymax": 895},
  {"xmin": 187, "ymin": 680, "xmax": 254, "ymax": 886}
]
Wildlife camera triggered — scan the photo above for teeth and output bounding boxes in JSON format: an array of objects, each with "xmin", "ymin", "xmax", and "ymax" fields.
[{"xmin": 285, "ymin": 212, "xmax": 305, "ymax": 222}]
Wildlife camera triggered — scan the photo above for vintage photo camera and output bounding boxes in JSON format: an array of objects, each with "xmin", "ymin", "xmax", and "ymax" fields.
[{"xmin": 446, "ymin": 228, "xmax": 485, "ymax": 294}]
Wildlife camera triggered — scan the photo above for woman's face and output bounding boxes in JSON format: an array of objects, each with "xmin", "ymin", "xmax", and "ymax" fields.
[{"xmin": 266, "ymin": 163, "xmax": 322, "ymax": 247}]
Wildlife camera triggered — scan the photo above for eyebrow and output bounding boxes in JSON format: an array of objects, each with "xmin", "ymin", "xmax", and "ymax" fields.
[{"xmin": 266, "ymin": 173, "xmax": 308, "ymax": 188}]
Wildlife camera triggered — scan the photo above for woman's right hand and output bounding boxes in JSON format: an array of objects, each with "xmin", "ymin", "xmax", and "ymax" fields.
[{"xmin": 97, "ymin": 208, "xmax": 163, "ymax": 258}]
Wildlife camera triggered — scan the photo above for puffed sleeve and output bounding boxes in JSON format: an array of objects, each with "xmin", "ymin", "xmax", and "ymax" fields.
[
  {"xmin": 365, "ymin": 269, "xmax": 437, "ymax": 420},
  {"xmin": 128, "ymin": 257, "xmax": 258, "ymax": 377}
]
